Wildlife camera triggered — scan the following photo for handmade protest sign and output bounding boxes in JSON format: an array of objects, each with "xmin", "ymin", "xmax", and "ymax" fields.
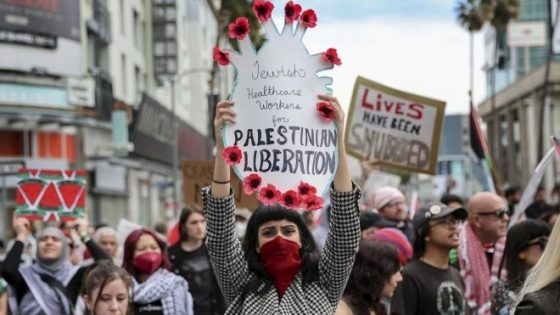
[
  {"xmin": 15, "ymin": 169, "xmax": 86, "ymax": 221},
  {"xmin": 182, "ymin": 160, "xmax": 257, "ymax": 209},
  {"xmin": 214, "ymin": 1, "xmax": 340, "ymax": 210},
  {"xmin": 345, "ymin": 76, "xmax": 446, "ymax": 175}
]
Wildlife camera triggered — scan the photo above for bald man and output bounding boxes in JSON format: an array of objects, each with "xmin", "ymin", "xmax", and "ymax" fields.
[{"xmin": 458, "ymin": 192, "xmax": 509, "ymax": 315}]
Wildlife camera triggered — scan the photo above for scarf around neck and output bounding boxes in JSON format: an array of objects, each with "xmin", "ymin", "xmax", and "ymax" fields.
[{"xmin": 133, "ymin": 268, "xmax": 194, "ymax": 315}]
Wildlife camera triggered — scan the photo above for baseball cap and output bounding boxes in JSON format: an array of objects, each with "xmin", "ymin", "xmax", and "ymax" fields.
[
  {"xmin": 412, "ymin": 203, "xmax": 468, "ymax": 234},
  {"xmin": 360, "ymin": 212, "xmax": 396, "ymax": 231}
]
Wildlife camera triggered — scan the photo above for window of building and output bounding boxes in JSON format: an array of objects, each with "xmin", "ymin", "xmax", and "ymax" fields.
[
  {"xmin": 135, "ymin": 65, "xmax": 143, "ymax": 103},
  {"xmin": 165, "ymin": 24, "xmax": 176, "ymax": 38},
  {"xmin": 121, "ymin": 54, "xmax": 127, "ymax": 99},
  {"xmin": 120, "ymin": 0, "xmax": 125, "ymax": 35},
  {"xmin": 133, "ymin": 9, "xmax": 139, "ymax": 48},
  {"xmin": 154, "ymin": 41, "xmax": 165, "ymax": 56},
  {"xmin": 166, "ymin": 7, "xmax": 176, "ymax": 20}
]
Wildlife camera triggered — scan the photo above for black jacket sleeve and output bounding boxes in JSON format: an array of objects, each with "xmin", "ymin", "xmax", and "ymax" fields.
[{"xmin": 0, "ymin": 241, "xmax": 29, "ymax": 302}]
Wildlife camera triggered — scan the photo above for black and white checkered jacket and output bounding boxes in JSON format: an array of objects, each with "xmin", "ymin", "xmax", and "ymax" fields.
[{"xmin": 201, "ymin": 184, "xmax": 361, "ymax": 315}]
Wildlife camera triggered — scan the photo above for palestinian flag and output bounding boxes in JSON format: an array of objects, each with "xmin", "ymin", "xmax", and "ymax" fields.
[{"xmin": 469, "ymin": 103, "xmax": 496, "ymax": 192}]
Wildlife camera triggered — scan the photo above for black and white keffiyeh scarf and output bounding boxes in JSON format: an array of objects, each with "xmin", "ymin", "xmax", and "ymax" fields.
[{"xmin": 133, "ymin": 268, "xmax": 194, "ymax": 315}]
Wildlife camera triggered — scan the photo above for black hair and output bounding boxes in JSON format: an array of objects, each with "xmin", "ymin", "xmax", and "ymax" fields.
[
  {"xmin": 412, "ymin": 219, "xmax": 430, "ymax": 260},
  {"xmin": 440, "ymin": 194, "xmax": 464, "ymax": 206},
  {"xmin": 242, "ymin": 204, "xmax": 319, "ymax": 296},
  {"xmin": 503, "ymin": 219, "xmax": 550, "ymax": 291},
  {"xmin": 504, "ymin": 186, "xmax": 521, "ymax": 198},
  {"xmin": 178, "ymin": 204, "xmax": 205, "ymax": 243},
  {"xmin": 343, "ymin": 240, "xmax": 400, "ymax": 315}
]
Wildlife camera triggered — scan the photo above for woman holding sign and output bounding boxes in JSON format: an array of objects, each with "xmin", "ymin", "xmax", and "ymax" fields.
[
  {"xmin": 202, "ymin": 95, "xmax": 361, "ymax": 314},
  {"xmin": 1, "ymin": 217, "xmax": 110, "ymax": 315}
]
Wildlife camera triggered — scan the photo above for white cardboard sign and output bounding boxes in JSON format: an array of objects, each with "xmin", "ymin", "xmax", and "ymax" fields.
[
  {"xmin": 345, "ymin": 76, "xmax": 446, "ymax": 175},
  {"xmin": 222, "ymin": 6, "xmax": 337, "ymax": 197}
]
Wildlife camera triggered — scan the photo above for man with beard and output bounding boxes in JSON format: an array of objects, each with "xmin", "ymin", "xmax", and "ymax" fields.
[{"xmin": 391, "ymin": 203, "xmax": 468, "ymax": 315}]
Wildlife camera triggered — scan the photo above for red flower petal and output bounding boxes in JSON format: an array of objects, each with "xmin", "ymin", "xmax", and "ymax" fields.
[
  {"xmin": 302, "ymin": 194, "xmax": 324, "ymax": 211},
  {"xmin": 258, "ymin": 184, "xmax": 282, "ymax": 206},
  {"xmin": 300, "ymin": 9, "xmax": 317, "ymax": 28},
  {"xmin": 316, "ymin": 102, "xmax": 335, "ymax": 121},
  {"xmin": 322, "ymin": 48, "xmax": 342, "ymax": 66},
  {"xmin": 243, "ymin": 173, "xmax": 262, "ymax": 195},
  {"xmin": 284, "ymin": 1, "xmax": 302, "ymax": 24},
  {"xmin": 222, "ymin": 145, "xmax": 243, "ymax": 166},
  {"xmin": 228, "ymin": 17, "xmax": 250, "ymax": 40},
  {"xmin": 253, "ymin": 0, "xmax": 274, "ymax": 23},
  {"xmin": 213, "ymin": 47, "xmax": 230, "ymax": 66},
  {"xmin": 280, "ymin": 190, "xmax": 301, "ymax": 210},
  {"xmin": 297, "ymin": 181, "xmax": 317, "ymax": 197}
]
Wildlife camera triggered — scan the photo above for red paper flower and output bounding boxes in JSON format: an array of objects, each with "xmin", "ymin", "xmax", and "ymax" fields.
[
  {"xmin": 258, "ymin": 184, "xmax": 282, "ymax": 206},
  {"xmin": 302, "ymin": 194, "xmax": 324, "ymax": 211},
  {"xmin": 281, "ymin": 190, "xmax": 302, "ymax": 210},
  {"xmin": 222, "ymin": 145, "xmax": 243, "ymax": 165},
  {"xmin": 284, "ymin": 1, "xmax": 302, "ymax": 24},
  {"xmin": 228, "ymin": 17, "xmax": 250, "ymax": 40},
  {"xmin": 243, "ymin": 173, "xmax": 262, "ymax": 195},
  {"xmin": 297, "ymin": 181, "xmax": 317, "ymax": 198},
  {"xmin": 253, "ymin": 0, "xmax": 274, "ymax": 23},
  {"xmin": 213, "ymin": 47, "xmax": 230, "ymax": 66},
  {"xmin": 316, "ymin": 101, "xmax": 335, "ymax": 121},
  {"xmin": 322, "ymin": 48, "xmax": 342, "ymax": 66},
  {"xmin": 300, "ymin": 9, "xmax": 317, "ymax": 28}
]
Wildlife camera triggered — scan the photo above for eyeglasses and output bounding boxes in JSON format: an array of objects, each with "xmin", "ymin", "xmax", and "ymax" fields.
[
  {"xmin": 477, "ymin": 209, "xmax": 509, "ymax": 219},
  {"xmin": 429, "ymin": 216, "xmax": 463, "ymax": 229},
  {"xmin": 522, "ymin": 237, "xmax": 548, "ymax": 251}
]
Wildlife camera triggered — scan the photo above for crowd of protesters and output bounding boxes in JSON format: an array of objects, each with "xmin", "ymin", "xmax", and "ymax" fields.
[{"xmin": 0, "ymin": 99, "xmax": 560, "ymax": 315}]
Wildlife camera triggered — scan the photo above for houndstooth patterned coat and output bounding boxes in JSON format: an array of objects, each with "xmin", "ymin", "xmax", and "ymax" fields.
[{"xmin": 202, "ymin": 184, "xmax": 361, "ymax": 315}]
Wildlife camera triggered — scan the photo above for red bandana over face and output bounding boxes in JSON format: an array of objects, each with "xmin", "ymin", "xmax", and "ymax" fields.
[{"xmin": 260, "ymin": 236, "xmax": 302, "ymax": 297}]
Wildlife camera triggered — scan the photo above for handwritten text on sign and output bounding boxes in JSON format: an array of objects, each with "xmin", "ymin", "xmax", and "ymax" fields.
[
  {"xmin": 345, "ymin": 77, "xmax": 445, "ymax": 175},
  {"xmin": 224, "ymin": 24, "xmax": 337, "ymax": 195}
]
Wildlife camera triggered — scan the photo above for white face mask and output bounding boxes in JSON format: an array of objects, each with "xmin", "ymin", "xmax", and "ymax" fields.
[{"xmin": 235, "ymin": 222, "xmax": 247, "ymax": 239}]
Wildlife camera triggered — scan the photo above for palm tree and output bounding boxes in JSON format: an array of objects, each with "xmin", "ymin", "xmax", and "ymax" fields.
[
  {"xmin": 456, "ymin": 0, "xmax": 519, "ymax": 194},
  {"xmin": 456, "ymin": 0, "xmax": 492, "ymax": 107},
  {"xmin": 206, "ymin": 0, "xmax": 266, "ymax": 94}
]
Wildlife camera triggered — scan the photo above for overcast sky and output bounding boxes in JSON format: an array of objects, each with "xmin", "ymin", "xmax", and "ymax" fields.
[{"xmin": 268, "ymin": 0, "xmax": 487, "ymax": 114}]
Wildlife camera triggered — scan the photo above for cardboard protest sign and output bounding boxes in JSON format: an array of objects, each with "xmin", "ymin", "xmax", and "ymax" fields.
[
  {"xmin": 345, "ymin": 76, "xmax": 446, "ymax": 175},
  {"xmin": 16, "ymin": 169, "xmax": 86, "ymax": 221},
  {"xmin": 214, "ymin": 1, "xmax": 339, "ymax": 210},
  {"xmin": 182, "ymin": 160, "xmax": 258, "ymax": 209}
]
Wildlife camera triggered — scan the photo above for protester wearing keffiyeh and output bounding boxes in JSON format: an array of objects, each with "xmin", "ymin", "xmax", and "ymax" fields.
[
  {"xmin": 459, "ymin": 192, "xmax": 509, "ymax": 315},
  {"xmin": 134, "ymin": 269, "xmax": 193, "ymax": 315},
  {"xmin": 123, "ymin": 228, "xmax": 194, "ymax": 315}
]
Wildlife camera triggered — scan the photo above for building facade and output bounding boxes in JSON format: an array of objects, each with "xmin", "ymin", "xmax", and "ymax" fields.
[
  {"xmin": 0, "ymin": 0, "xmax": 224, "ymax": 238},
  {"xmin": 479, "ymin": 0, "xmax": 560, "ymax": 193}
]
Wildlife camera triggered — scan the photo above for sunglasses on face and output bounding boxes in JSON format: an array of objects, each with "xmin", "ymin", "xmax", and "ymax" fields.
[{"xmin": 477, "ymin": 208, "xmax": 509, "ymax": 219}]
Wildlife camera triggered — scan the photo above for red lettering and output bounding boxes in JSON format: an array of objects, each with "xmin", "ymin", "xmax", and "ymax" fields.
[
  {"xmin": 407, "ymin": 103, "xmax": 424, "ymax": 120},
  {"xmin": 395, "ymin": 103, "xmax": 405, "ymax": 115},
  {"xmin": 384, "ymin": 101, "xmax": 394, "ymax": 112},
  {"xmin": 361, "ymin": 89, "xmax": 374, "ymax": 110}
]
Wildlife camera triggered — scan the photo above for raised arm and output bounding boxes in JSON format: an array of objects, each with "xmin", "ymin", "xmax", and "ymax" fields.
[
  {"xmin": 203, "ymin": 100, "xmax": 250, "ymax": 303},
  {"xmin": 317, "ymin": 95, "xmax": 361, "ymax": 306},
  {"xmin": 1, "ymin": 217, "xmax": 32, "ymax": 301}
]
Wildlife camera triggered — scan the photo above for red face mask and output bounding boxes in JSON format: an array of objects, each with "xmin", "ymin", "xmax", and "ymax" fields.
[
  {"xmin": 133, "ymin": 252, "xmax": 163, "ymax": 274},
  {"xmin": 260, "ymin": 236, "xmax": 302, "ymax": 298}
]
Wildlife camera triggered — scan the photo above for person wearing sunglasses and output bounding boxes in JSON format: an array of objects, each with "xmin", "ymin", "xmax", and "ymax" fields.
[
  {"xmin": 391, "ymin": 203, "xmax": 469, "ymax": 315},
  {"xmin": 491, "ymin": 219, "xmax": 550, "ymax": 315},
  {"xmin": 457, "ymin": 192, "xmax": 509, "ymax": 315}
]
